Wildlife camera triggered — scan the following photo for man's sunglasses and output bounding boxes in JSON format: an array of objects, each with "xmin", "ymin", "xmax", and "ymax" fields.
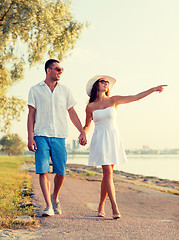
[
  {"xmin": 99, "ymin": 80, "xmax": 109, "ymax": 85},
  {"xmin": 50, "ymin": 67, "xmax": 64, "ymax": 73}
]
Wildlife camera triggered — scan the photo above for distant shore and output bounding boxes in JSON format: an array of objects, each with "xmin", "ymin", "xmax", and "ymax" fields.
[
  {"xmin": 67, "ymin": 151, "xmax": 179, "ymax": 155},
  {"xmin": 66, "ymin": 164, "xmax": 179, "ymax": 195},
  {"xmin": 24, "ymin": 151, "xmax": 179, "ymax": 156}
]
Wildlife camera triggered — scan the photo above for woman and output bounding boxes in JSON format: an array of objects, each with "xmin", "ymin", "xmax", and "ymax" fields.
[{"xmin": 83, "ymin": 75, "xmax": 167, "ymax": 219}]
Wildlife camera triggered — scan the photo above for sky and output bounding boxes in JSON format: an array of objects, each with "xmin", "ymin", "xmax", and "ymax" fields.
[{"xmin": 8, "ymin": 0, "xmax": 179, "ymax": 150}]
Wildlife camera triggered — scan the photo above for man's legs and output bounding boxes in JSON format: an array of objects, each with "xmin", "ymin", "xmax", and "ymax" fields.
[
  {"xmin": 34, "ymin": 136, "xmax": 54, "ymax": 216},
  {"xmin": 39, "ymin": 172, "xmax": 54, "ymax": 216},
  {"xmin": 50, "ymin": 138, "xmax": 67, "ymax": 201},
  {"xmin": 50, "ymin": 138, "xmax": 67, "ymax": 214},
  {"xmin": 53, "ymin": 174, "xmax": 65, "ymax": 202},
  {"xmin": 39, "ymin": 172, "xmax": 51, "ymax": 207}
]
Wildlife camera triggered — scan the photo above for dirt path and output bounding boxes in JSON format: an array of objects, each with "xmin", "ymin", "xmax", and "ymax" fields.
[{"xmin": 1, "ymin": 169, "xmax": 179, "ymax": 240}]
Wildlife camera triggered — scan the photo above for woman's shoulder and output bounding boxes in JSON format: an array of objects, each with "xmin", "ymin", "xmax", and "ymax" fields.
[
  {"xmin": 86, "ymin": 102, "xmax": 93, "ymax": 109},
  {"xmin": 86, "ymin": 102, "xmax": 96, "ymax": 113}
]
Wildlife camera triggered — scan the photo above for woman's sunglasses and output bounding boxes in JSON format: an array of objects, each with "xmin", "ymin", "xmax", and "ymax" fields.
[{"xmin": 99, "ymin": 80, "xmax": 109, "ymax": 85}]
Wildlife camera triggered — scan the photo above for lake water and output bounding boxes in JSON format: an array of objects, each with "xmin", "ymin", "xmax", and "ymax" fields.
[{"xmin": 67, "ymin": 154, "xmax": 179, "ymax": 181}]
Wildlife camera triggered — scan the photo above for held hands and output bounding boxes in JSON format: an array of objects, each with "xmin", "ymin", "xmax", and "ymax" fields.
[
  {"xmin": 78, "ymin": 132, "xmax": 87, "ymax": 146},
  {"xmin": 154, "ymin": 85, "xmax": 168, "ymax": 93},
  {"xmin": 28, "ymin": 138, "xmax": 37, "ymax": 152}
]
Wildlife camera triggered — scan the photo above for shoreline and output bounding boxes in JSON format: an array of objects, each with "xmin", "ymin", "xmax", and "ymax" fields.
[
  {"xmin": 22, "ymin": 162, "xmax": 179, "ymax": 195},
  {"xmin": 66, "ymin": 164, "xmax": 179, "ymax": 195}
]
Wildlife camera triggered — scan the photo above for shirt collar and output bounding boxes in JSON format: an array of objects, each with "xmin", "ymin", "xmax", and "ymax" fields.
[
  {"xmin": 39, "ymin": 80, "xmax": 45, "ymax": 86},
  {"xmin": 39, "ymin": 80, "xmax": 60, "ymax": 86}
]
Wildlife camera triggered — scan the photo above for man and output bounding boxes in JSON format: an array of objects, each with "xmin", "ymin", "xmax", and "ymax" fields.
[{"xmin": 27, "ymin": 59, "xmax": 87, "ymax": 217}]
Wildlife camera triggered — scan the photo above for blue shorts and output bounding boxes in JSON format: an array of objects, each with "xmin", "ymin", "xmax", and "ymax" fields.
[{"xmin": 34, "ymin": 136, "xmax": 67, "ymax": 175}]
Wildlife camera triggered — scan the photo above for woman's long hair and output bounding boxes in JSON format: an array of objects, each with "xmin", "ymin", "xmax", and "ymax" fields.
[{"xmin": 89, "ymin": 80, "xmax": 109, "ymax": 103}]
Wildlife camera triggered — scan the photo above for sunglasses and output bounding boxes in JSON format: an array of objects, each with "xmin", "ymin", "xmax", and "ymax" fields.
[
  {"xmin": 99, "ymin": 80, "xmax": 109, "ymax": 85},
  {"xmin": 50, "ymin": 67, "xmax": 64, "ymax": 73}
]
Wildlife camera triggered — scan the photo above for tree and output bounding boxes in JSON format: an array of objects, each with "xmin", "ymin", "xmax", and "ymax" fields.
[
  {"xmin": 0, "ymin": 134, "xmax": 26, "ymax": 155},
  {"xmin": 0, "ymin": 0, "xmax": 85, "ymax": 131}
]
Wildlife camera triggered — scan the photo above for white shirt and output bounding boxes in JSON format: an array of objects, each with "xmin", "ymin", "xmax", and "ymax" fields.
[{"xmin": 28, "ymin": 80, "xmax": 76, "ymax": 138}]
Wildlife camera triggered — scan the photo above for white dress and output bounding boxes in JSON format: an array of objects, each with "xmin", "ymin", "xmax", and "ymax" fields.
[{"xmin": 88, "ymin": 107, "xmax": 127, "ymax": 166}]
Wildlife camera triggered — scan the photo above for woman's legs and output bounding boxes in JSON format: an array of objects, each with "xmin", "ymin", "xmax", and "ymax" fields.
[
  {"xmin": 98, "ymin": 177, "xmax": 108, "ymax": 214},
  {"xmin": 98, "ymin": 165, "xmax": 120, "ymax": 215}
]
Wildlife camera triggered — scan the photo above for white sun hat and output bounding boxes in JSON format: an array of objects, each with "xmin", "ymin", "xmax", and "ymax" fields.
[{"xmin": 86, "ymin": 75, "xmax": 116, "ymax": 97}]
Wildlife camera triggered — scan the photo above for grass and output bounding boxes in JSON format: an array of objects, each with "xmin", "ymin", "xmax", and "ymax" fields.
[
  {"xmin": 0, "ymin": 155, "xmax": 37, "ymax": 229},
  {"xmin": 85, "ymin": 171, "xmax": 96, "ymax": 176}
]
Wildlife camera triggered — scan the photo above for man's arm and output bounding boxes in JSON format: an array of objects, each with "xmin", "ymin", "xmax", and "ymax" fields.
[
  {"xmin": 68, "ymin": 107, "xmax": 87, "ymax": 146},
  {"xmin": 27, "ymin": 105, "xmax": 37, "ymax": 152}
]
